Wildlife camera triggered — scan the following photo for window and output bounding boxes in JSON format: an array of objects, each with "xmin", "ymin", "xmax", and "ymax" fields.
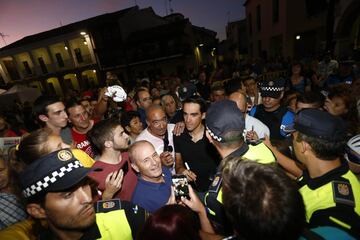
[
  {"xmin": 23, "ymin": 61, "xmax": 32, "ymax": 74},
  {"xmin": 272, "ymin": 0, "xmax": 279, "ymax": 23},
  {"xmin": 38, "ymin": 57, "xmax": 48, "ymax": 74},
  {"xmin": 256, "ymin": 5, "xmax": 261, "ymax": 31},
  {"xmin": 55, "ymin": 53, "xmax": 64, "ymax": 67},
  {"xmin": 74, "ymin": 48, "xmax": 83, "ymax": 63},
  {"xmin": 248, "ymin": 13, "xmax": 252, "ymax": 35}
]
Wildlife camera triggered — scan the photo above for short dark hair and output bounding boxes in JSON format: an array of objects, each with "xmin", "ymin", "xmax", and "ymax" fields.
[
  {"xmin": 134, "ymin": 88, "xmax": 149, "ymax": 103},
  {"xmin": 297, "ymin": 91, "xmax": 325, "ymax": 108},
  {"xmin": 33, "ymin": 95, "xmax": 61, "ymax": 118},
  {"xmin": 183, "ymin": 96, "xmax": 207, "ymax": 113},
  {"xmin": 121, "ymin": 111, "xmax": 141, "ymax": 132},
  {"xmin": 87, "ymin": 118, "xmax": 120, "ymax": 153},
  {"xmin": 222, "ymin": 159, "xmax": 305, "ymax": 239},
  {"xmin": 138, "ymin": 204, "xmax": 201, "ymax": 240},
  {"xmin": 224, "ymin": 78, "xmax": 243, "ymax": 95},
  {"xmin": 65, "ymin": 98, "xmax": 82, "ymax": 115},
  {"xmin": 218, "ymin": 130, "xmax": 244, "ymax": 148},
  {"xmin": 211, "ymin": 84, "xmax": 225, "ymax": 93},
  {"xmin": 296, "ymin": 132, "xmax": 346, "ymax": 160}
]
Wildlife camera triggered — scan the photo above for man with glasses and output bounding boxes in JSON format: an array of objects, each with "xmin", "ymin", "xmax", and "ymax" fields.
[
  {"xmin": 135, "ymin": 105, "xmax": 175, "ymax": 174},
  {"xmin": 129, "ymin": 140, "xmax": 173, "ymax": 213},
  {"xmin": 135, "ymin": 89, "xmax": 153, "ymax": 128}
]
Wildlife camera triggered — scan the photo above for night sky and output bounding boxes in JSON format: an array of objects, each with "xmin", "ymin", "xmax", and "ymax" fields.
[{"xmin": 0, "ymin": 0, "xmax": 245, "ymax": 47}]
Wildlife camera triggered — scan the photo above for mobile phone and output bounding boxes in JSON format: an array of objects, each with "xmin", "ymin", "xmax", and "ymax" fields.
[
  {"xmin": 172, "ymin": 174, "xmax": 190, "ymax": 201},
  {"xmin": 164, "ymin": 145, "xmax": 173, "ymax": 152},
  {"xmin": 121, "ymin": 162, "xmax": 129, "ymax": 175}
]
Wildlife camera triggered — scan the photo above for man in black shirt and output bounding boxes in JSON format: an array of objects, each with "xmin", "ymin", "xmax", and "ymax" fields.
[
  {"xmin": 174, "ymin": 97, "xmax": 220, "ymax": 192},
  {"xmin": 249, "ymin": 78, "xmax": 294, "ymax": 140}
]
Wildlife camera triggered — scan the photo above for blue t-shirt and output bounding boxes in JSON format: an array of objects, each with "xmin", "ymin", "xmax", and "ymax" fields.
[{"xmin": 131, "ymin": 167, "xmax": 172, "ymax": 213}]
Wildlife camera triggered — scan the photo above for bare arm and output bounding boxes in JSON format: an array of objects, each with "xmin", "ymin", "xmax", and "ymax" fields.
[
  {"xmin": 175, "ymin": 153, "xmax": 197, "ymax": 181},
  {"xmin": 181, "ymin": 185, "xmax": 215, "ymax": 234},
  {"xmin": 93, "ymin": 87, "xmax": 109, "ymax": 118},
  {"xmin": 263, "ymin": 135, "xmax": 303, "ymax": 178},
  {"xmin": 175, "ymin": 152, "xmax": 186, "ymax": 174}
]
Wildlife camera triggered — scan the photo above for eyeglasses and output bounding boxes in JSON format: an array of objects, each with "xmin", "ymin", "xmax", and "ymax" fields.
[{"xmin": 152, "ymin": 117, "xmax": 167, "ymax": 127}]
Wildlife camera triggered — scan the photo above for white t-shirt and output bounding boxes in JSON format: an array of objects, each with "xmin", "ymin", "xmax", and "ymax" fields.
[
  {"xmin": 245, "ymin": 114, "xmax": 270, "ymax": 139},
  {"xmin": 135, "ymin": 124, "xmax": 176, "ymax": 174}
]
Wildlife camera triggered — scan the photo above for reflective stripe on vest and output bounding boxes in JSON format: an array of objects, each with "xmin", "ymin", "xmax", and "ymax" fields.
[{"xmin": 96, "ymin": 210, "xmax": 132, "ymax": 240}]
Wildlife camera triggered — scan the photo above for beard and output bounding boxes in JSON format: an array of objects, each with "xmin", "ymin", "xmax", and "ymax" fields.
[{"xmin": 46, "ymin": 203, "xmax": 96, "ymax": 234}]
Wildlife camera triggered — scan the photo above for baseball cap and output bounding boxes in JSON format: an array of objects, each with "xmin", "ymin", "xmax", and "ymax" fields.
[
  {"xmin": 206, "ymin": 100, "xmax": 245, "ymax": 142},
  {"xmin": 260, "ymin": 78, "xmax": 285, "ymax": 98},
  {"xmin": 20, "ymin": 149, "xmax": 100, "ymax": 199},
  {"xmin": 284, "ymin": 109, "xmax": 347, "ymax": 141}
]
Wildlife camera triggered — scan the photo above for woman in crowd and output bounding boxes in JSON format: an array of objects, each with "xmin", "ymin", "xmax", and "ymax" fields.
[
  {"xmin": 286, "ymin": 61, "xmax": 311, "ymax": 94},
  {"xmin": 324, "ymin": 84, "xmax": 359, "ymax": 135}
]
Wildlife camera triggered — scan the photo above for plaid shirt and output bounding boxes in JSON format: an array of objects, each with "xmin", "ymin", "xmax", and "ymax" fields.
[{"xmin": 0, "ymin": 193, "xmax": 27, "ymax": 230}]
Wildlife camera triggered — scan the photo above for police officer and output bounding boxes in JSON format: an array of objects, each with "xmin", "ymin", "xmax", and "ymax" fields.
[
  {"xmin": 249, "ymin": 78, "xmax": 294, "ymax": 140},
  {"xmin": 204, "ymin": 100, "xmax": 275, "ymax": 234},
  {"xmin": 287, "ymin": 109, "xmax": 360, "ymax": 238},
  {"xmin": 19, "ymin": 149, "xmax": 147, "ymax": 240}
]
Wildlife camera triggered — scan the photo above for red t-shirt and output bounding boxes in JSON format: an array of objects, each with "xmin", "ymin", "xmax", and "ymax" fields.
[
  {"xmin": 88, "ymin": 152, "xmax": 137, "ymax": 201},
  {"xmin": 4, "ymin": 129, "xmax": 27, "ymax": 137},
  {"xmin": 71, "ymin": 129, "xmax": 95, "ymax": 158}
]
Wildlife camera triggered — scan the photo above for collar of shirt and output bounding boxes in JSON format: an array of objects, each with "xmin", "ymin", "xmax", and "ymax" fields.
[
  {"xmin": 137, "ymin": 167, "xmax": 171, "ymax": 190},
  {"xmin": 39, "ymin": 222, "xmax": 101, "ymax": 240},
  {"xmin": 224, "ymin": 143, "xmax": 249, "ymax": 161},
  {"xmin": 301, "ymin": 160, "xmax": 349, "ymax": 190}
]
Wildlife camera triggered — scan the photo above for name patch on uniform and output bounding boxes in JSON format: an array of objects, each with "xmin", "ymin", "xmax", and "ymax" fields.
[
  {"xmin": 332, "ymin": 181, "xmax": 355, "ymax": 207},
  {"xmin": 96, "ymin": 199, "xmax": 122, "ymax": 213},
  {"xmin": 208, "ymin": 173, "xmax": 222, "ymax": 193}
]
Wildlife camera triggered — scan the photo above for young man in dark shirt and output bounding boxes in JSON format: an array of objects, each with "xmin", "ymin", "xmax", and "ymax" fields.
[
  {"xmin": 249, "ymin": 78, "xmax": 294, "ymax": 140},
  {"xmin": 174, "ymin": 96, "xmax": 220, "ymax": 192}
]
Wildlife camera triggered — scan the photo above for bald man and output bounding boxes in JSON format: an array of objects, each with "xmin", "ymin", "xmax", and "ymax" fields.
[
  {"xmin": 129, "ymin": 140, "xmax": 172, "ymax": 213},
  {"xmin": 228, "ymin": 91, "xmax": 270, "ymax": 139},
  {"xmin": 135, "ymin": 104, "xmax": 176, "ymax": 173}
]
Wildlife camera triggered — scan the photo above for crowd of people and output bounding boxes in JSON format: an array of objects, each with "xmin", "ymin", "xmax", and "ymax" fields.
[{"xmin": 0, "ymin": 52, "xmax": 359, "ymax": 239}]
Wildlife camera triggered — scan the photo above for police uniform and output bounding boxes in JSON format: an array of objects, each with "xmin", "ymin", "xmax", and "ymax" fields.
[
  {"xmin": 204, "ymin": 100, "xmax": 277, "ymax": 235},
  {"xmin": 204, "ymin": 143, "xmax": 276, "ymax": 234},
  {"xmin": 39, "ymin": 200, "xmax": 148, "ymax": 240},
  {"xmin": 284, "ymin": 109, "xmax": 360, "ymax": 238},
  {"xmin": 298, "ymin": 162, "xmax": 360, "ymax": 238},
  {"xmin": 19, "ymin": 149, "xmax": 148, "ymax": 240}
]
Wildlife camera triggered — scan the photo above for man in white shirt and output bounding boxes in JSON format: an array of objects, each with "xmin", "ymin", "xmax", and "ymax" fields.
[
  {"xmin": 228, "ymin": 91, "xmax": 270, "ymax": 139},
  {"xmin": 136, "ymin": 104, "xmax": 176, "ymax": 174}
]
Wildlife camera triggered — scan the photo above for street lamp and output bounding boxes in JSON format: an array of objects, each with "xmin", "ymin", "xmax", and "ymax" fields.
[
  {"xmin": 296, "ymin": 35, "xmax": 301, "ymax": 40},
  {"xmin": 198, "ymin": 43, "xmax": 204, "ymax": 47}
]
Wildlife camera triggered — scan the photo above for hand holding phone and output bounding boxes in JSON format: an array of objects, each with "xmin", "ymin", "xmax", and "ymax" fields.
[{"xmin": 172, "ymin": 174, "xmax": 190, "ymax": 201}]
